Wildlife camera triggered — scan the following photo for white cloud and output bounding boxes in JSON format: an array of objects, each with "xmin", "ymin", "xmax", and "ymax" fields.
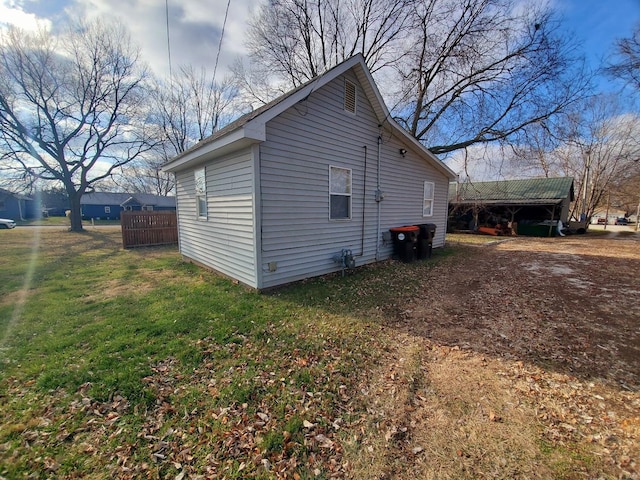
[
  {"xmin": 443, "ymin": 144, "xmax": 534, "ymax": 182},
  {"xmin": 68, "ymin": 0, "xmax": 258, "ymax": 80},
  {"xmin": 0, "ymin": 0, "xmax": 52, "ymax": 31}
]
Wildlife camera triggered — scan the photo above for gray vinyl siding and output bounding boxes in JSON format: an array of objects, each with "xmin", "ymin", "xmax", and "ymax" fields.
[
  {"xmin": 259, "ymin": 72, "xmax": 380, "ymax": 288},
  {"xmin": 258, "ymin": 72, "xmax": 450, "ymax": 288},
  {"xmin": 377, "ymin": 138, "xmax": 450, "ymax": 258},
  {"xmin": 175, "ymin": 150, "xmax": 257, "ymax": 287}
]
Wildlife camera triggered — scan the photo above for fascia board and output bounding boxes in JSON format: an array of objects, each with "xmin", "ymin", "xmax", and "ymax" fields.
[
  {"xmin": 349, "ymin": 59, "xmax": 456, "ymax": 180},
  {"xmin": 386, "ymin": 118, "xmax": 457, "ymax": 180},
  {"xmin": 247, "ymin": 55, "xmax": 368, "ymax": 129},
  {"xmin": 160, "ymin": 60, "xmax": 365, "ymax": 174},
  {"xmin": 162, "ymin": 125, "xmax": 266, "ymax": 173},
  {"xmin": 352, "ymin": 63, "xmax": 390, "ymax": 123}
]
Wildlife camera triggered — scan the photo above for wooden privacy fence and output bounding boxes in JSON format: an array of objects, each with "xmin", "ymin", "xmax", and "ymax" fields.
[{"xmin": 121, "ymin": 211, "xmax": 178, "ymax": 248}]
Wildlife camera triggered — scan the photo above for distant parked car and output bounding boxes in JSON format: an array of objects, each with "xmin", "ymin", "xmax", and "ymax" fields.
[
  {"xmin": 615, "ymin": 217, "xmax": 629, "ymax": 225},
  {"xmin": 597, "ymin": 218, "xmax": 607, "ymax": 225},
  {"xmin": 0, "ymin": 218, "xmax": 16, "ymax": 229}
]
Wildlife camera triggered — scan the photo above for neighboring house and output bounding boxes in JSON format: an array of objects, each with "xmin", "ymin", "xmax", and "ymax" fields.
[
  {"xmin": 162, "ymin": 54, "xmax": 456, "ymax": 290},
  {"xmin": 0, "ymin": 188, "xmax": 38, "ymax": 220},
  {"xmin": 81, "ymin": 193, "xmax": 176, "ymax": 220},
  {"xmin": 591, "ymin": 208, "xmax": 627, "ymax": 225},
  {"xmin": 448, "ymin": 177, "xmax": 575, "ymax": 233}
]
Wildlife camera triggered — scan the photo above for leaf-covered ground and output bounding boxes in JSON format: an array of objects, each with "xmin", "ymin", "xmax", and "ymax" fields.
[
  {"xmin": 1, "ymin": 229, "xmax": 638, "ymax": 479},
  {"xmin": 344, "ymin": 233, "xmax": 639, "ymax": 479}
]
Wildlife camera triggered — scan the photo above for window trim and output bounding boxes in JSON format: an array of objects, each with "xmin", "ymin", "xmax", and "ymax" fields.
[
  {"xmin": 329, "ymin": 165, "xmax": 352, "ymax": 221},
  {"xmin": 423, "ymin": 181, "xmax": 434, "ymax": 217},
  {"xmin": 195, "ymin": 167, "xmax": 207, "ymax": 219},
  {"xmin": 104, "ymin": 206, "xmax": 111, "ymax": 214}
]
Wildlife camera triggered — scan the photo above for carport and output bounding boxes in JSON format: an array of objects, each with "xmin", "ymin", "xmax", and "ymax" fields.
[{"xmin": 448, "ymin": 177, "xmax": 575, "ymax": 236}]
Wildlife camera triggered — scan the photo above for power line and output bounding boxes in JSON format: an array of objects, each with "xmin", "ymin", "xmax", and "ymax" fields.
[
  {"xmin": 212, "ymin": 0, "xmax": 231, "ymax": 86},
  {"xmin": 165, "ymin": 0, "xmax": 173, "ymax": 81}
]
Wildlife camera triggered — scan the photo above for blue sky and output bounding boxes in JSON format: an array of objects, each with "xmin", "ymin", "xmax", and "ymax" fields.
[
  {"xmin": 1, "ymin": 0, "xmax": 639, "ymax": 88},
  {"xmin": 559, "ymin": 0, "xmax": 640, "ymax": 69}
]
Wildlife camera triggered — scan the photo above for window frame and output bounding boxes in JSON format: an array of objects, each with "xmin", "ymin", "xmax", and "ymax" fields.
[
  {"xmin": 329, "ymin": 165, "xmax": 352, "ymax": 221},
  {"xmin": 423, "ymin": 181, "xmax": 434, "ymax": 217},
  {"xmin": 195, "ymin": 167, "xmax": 207, "ymax": 219},
  {"xmin": 104, "ymin": 206, "xmax": 111, "ymax": 214}
]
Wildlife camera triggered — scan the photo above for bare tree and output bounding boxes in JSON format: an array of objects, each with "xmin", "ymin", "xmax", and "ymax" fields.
[
  {"xmin": 152, "ymin": 67, "xmax": 243, "ymax": 159},
  {"xmin": 508, "ymin": 120, "xmax": 567, "ymax": 178},
  {"xmin": 607, "ymin": 23, "xmax": 640, "ymax": 91},
  {"xmin": 243, "ymin": 0, "xmax": 588, "ymax": 156},
  {"xmin": 395, "ymin": 0, "xmax": 588, "ymax": 154},
  {"xmin": 245, "ymin": 0, "xmax": 412, "ymax": 87},
  {"xmin": 532, "ymin": 96, "xmax": 640, "ymax": 222},
  {"xmin": 230, "ymin": 58, "xmax": 293, "ymax": 106},
  {"xmin": 110, "ymin": 156, "xmax": 175, "ymax": 196},
  {"xmin": 0, "ymin": 21, "xmax": 154, "ymax": 231}
]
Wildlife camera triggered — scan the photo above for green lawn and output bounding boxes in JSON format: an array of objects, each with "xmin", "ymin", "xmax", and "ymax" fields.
[
  {"xmin": 0, "ymin": 227, "xmax": 450, "ymax": 478},
  {"xmin": 445, "ymin": 232, "xmax": 506, "ymax": 244},
  {"xmin": 17, "ymin": 216, "xmax": 121, "ymax": 227}
]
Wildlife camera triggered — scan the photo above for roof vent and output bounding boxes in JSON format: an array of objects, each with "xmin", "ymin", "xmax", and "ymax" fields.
[{"xmin": 344, "ymin": 79, "xmax": 356, "ymax": 114}]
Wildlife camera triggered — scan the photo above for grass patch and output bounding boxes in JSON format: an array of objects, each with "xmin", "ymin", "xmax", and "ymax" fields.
[
  {"xmin": 446, "ymin": 232, "xmax": 510, "ymax": 244},
  {"xmin": 0, "ymin": 227, "xmax": 384, "ymax": 478},
  {"xmin": 16, "ymin": 216, "xmax": 71, "ymax": 227},
  {"xmin": 17, "ymin": 217, "xmax": 121, "ymax": 227}
]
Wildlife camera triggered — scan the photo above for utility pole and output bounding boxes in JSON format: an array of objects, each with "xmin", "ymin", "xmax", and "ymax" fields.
[
  {"xmin": 604, "ymin": 190, "xmax": 610, "ymax": 231},
  {"xmin": 581, "ymin": 148, "xmax": 591, "ymax": 222}
]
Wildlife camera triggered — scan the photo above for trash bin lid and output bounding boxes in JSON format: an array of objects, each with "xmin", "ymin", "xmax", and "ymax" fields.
[{"xmin": 389, "ymin": 225, "xmax": 420, "ymax": 232}]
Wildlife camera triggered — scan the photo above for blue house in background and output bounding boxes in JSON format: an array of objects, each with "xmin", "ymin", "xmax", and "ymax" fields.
[
  {"xmin": 81, "ymin": 193, "xmax": 176, "ymax": 220},
  {"xmin": 0, "ymin": 188, "xmax": 38, "ymax": 220}
]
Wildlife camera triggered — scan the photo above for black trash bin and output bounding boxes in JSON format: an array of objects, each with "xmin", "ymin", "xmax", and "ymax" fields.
[
  {"xmin": 417, "ymin": 223, "xmax": 437, "ymax": 259},
  {"xmin": 389, "ymin": 226, "xmax": 420, "ymax": 262}
]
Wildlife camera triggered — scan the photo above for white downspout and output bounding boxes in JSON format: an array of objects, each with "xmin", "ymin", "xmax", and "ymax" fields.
[{"xmin": 375, "ymin": 135, "xmax": 382, "ymax": 261}]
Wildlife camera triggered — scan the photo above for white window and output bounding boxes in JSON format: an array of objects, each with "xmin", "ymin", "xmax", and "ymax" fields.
[
  {"xmin": 344, "ymin": 79, "xmax": 356, "ymax": 114},
  {"xmin": 423, "ymin": 181, "xmax": 434, "ymax": 217},
  {"xmin": 329, "ymin": 166, "xmax": 352, "ymax": 220},
  {"xmin": 195, "ymin": 167, "xmax": 207, "ymax": 219},
  {"xmin": 104, "ymin": 206, "xmax": 111, "ymax": 214},
  {"xmin": 142, "ymin": 205, "xmax": 154, "ymax": 211}
]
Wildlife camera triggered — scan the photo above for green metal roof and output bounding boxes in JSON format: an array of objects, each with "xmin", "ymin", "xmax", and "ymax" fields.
[{"xmin": 449, "ymin": 177, "xmax": 574, "ymax": 205}]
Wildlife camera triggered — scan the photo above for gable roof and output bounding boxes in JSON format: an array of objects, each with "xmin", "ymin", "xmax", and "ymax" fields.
[
  {"xmin": 0, "ymin": 188, "xmax": 33, "ymax": 201},
  {"xmin": 81, "ymin": 192, "xmax": 176, "ymax": 208},
  {"xmin": 450, "ymin": 177, "xmax": 575, "ymax": 205},
  {"xmin": 162, "ymin": 54, "xmax": 455, "ymax": 180}
]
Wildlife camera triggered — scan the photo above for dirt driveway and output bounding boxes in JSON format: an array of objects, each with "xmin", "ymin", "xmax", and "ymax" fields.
[
  {"xmin": 410, "ymin": 234, "xmax": 640, "ymax": 389},
  {"xmin": 346, "ymin": 233, "xmax": 640, "ymax": 479}
]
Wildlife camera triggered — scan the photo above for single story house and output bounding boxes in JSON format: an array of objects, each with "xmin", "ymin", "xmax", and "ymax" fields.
[
  {"xmin": 448, "ymin": 177, "xmax": 575, "ymax": 234},
  {"xmin": 162, "ymin": 54, "xmax": 456, "ymax": 290},
  {"xmin": 0, "ymin": 188, "xmax": 38, "ymax": 220},
  {"xmin": 81, "ymin": 192, "xmax": 176, "ymax": 220}
]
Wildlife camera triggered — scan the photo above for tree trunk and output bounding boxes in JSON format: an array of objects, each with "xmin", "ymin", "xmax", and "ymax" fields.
[{"xmin": 68, "ymin": 193, "xmax": 84, "ymax": 232}]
